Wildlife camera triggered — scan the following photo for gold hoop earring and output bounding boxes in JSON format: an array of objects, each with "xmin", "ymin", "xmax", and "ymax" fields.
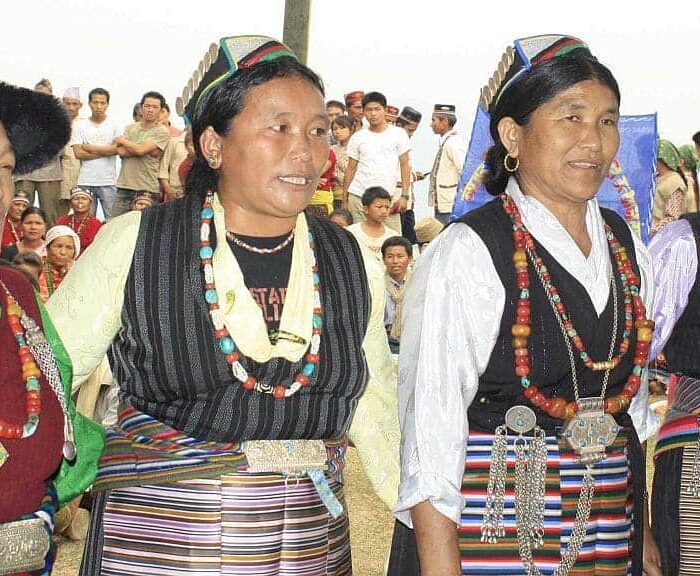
[{"xmin": 504, "ymin": 153, "xmax": 519, "ymax": 173}]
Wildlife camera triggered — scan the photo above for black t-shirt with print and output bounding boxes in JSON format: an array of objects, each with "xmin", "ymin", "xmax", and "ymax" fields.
[{"xmin": 228, "ymin": 232, "xmax": 293, "ymax": 338}]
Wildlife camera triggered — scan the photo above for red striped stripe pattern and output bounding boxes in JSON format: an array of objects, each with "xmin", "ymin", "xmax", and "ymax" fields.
[{"xmin": 459, "ymin": 431, "xmax": 633, "ymax": 575}]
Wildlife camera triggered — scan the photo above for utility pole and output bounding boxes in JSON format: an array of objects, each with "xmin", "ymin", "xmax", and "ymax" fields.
[{"xmin": 283, "ymin": 0, "xmax": 311, "ymax": 64}]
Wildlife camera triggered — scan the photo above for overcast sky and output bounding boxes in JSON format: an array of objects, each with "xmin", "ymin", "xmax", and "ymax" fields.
[{"xmin": 3, "ymin": 0, "xmax": 699, "ymax": 217}]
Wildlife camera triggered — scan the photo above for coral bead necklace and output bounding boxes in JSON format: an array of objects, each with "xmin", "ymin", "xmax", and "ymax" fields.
[{"xmin": 501, "ymin": 194, "xmax": 653, "ymax": 421}]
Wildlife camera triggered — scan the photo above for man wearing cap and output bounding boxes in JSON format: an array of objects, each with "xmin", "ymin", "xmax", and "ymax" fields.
[
  {"xmin": 1, "ymin": 190, "xmax": 30, "ymax": 250},
  {"xmin": 72, "ymin": 87, "xmax": 123, "ymax": 221},
  {"xmin": 56, "ymin": 186, "xmax": 103, "ymax": 254},
  {"xmin": 60, "ymin": 87, "xmax": 82, "ymax": 214},
  {"xmin": 428, "ymin": 104, "xmax": 467, "ymax": 225},
  {"xmin": 386, "ymin": 105, "xmax": 399, "ymax": 125},
  {"xmin": 13, "ymin": 80, "xmax": 66, "ymax": 227},
  {"xmin": 396, "ymin": 106, "xmax": 425, "ymax": 245},
  {"xmin": 344, "ymin": 90, "xmax": 365, "ymax": 132}
]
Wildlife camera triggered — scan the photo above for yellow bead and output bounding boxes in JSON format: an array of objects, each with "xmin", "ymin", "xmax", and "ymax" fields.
[{"xmin": 636, "ymin": 327, "xmax": 653, "ymax": 343}]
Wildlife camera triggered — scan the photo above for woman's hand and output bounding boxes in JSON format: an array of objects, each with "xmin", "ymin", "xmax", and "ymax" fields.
[{"xmin": 643, "ymin": 523, "xmax": 663, "ymax": 575}]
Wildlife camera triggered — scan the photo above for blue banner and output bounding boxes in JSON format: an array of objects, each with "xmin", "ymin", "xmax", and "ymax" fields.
[{"xmin": 452, "ymin": 106, "xmax": 658, "ymax": 243}]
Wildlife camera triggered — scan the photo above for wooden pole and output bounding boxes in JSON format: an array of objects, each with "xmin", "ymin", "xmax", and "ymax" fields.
[{"xmin": 283, "ymin": 0, "xmax": 311, "ymax": 64}]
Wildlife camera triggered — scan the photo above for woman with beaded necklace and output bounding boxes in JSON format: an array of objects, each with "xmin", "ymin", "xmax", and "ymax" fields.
[
  {"xmin": 0, "ymin": 80, "xmax": 102, "ymax": 576},
  {"xmin": 47, "ymin": 36, "xmax": 398, "ymax": 576},
  {"xmin": 390, "ymin": 35, "xmax": 662, "ymax": 576}
]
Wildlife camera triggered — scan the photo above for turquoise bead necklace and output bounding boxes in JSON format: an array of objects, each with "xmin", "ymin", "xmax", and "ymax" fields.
[{"xmin": 199, "ymin": 192, "xmax": 323, "ymax": 399}]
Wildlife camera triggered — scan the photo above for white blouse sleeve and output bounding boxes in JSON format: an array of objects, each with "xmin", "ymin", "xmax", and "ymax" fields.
[
  {"xmin": 627, "ymin": 230, "xmax": 659, "ymax": 442},
  {"xmin": 392, "ymin": 223, "xmax": 504, "ymax": 527}
]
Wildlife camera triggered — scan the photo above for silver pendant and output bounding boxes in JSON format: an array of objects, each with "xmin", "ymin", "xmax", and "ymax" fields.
[
  {"xmin": 505, "ymin": 405, "xmax": 537, "ymax": 434},
  {"xmin": 561, "ymin": 397, "xmax": 620, "ymax": 465},
  {"xmin": 62, "ymin": 440, "xmax": 76, "ymax": 461}
]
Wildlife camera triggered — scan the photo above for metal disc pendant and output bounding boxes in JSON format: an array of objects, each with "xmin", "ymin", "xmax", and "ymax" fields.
[
  {"xmin": 505, "ymin": 405, "xmax": 537, "ymax": 435},
  {"xmin": 63, "ymin": 440, "xmax": 76, "ymax": 461}
]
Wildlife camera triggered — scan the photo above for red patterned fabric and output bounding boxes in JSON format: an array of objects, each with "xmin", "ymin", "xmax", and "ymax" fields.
[
  {"xmin": 55, "ymin": 214, "xmax": 102, "ymax": 255},
  {"xmin": 0, "ymin": 266, "xmax": 64, "ymax": 522},
  {"xmin": 1, "ymin": 215, "xmax": 21, "ymax": 251}
]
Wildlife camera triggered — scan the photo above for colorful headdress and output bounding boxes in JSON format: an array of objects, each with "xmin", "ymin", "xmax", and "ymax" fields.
[
  {"xmin": 386, "ymin": 105, "xmax": 399, "ymax": 118},
  {"xmin": 0, "ymin": 81, "xmax": 71, "ymax": 175},
  {"xmin": 479, "ymin": 35, "xmax": 590, "ymax": 114},
  {"xmin": 658, "ymin": 139, "xmax": 681, "ymax": 170},
  {"xmin": 453, "ymin": 34, "xmax": 658, "ymax": 243},
  {"xmin": 11, "ymin": 191, "xmax": 30, "ymax": 205},
  {"xmin": 70, "ymin": 186, "xmax": 93, "ymax": 201},
  {"xmin": 176, "ymin": 36, "xmax": 298, "ymax": 126},
  {"xmin": 678, "ymin": 144, "xmax": 698, "ymax": 172}
]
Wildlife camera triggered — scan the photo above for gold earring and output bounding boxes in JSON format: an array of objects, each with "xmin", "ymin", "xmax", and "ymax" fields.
[
  {"xmin": 504, "ymin": 153, "xmax": 519, "ymax": 173},
  {"xmin": 207, "ymin": 155, "xmax": 218, "ymax": 168}
]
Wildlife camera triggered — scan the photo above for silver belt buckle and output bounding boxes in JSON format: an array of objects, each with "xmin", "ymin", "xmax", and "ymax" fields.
[
  {"xmin": 243, "ymin": 439, "xmax": 328, "ymax": 474},
  {"xmin": 0, "ymin": 517, "xmax": 50, "ymax": 574}
]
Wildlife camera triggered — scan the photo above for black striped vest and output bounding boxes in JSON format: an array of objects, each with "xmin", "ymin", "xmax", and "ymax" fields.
[{"xmin": 110, "ymin": 195, "xmax": 371, "ymax": 442}]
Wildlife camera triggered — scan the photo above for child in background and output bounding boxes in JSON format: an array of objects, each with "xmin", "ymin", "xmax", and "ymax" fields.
[{"xmin": 347, "ymin": 186, "xmax": 396, "ymax": 261}]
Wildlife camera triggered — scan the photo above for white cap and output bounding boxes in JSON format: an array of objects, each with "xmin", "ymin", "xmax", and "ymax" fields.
[{"xmin": 63, "ymin": 87, "xmax": 80, "ymax": 100}]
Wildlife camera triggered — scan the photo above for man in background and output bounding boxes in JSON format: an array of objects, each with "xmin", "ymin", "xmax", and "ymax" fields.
[
  {"xmin": 112, "ymin": 91, "xmax": 170, "ymax": 216},
  {"xmin": 60, "ymin": 87, "xmax": 82, "ymax": 215},
  {"xmin": 71, "ymin": 87, "xmax": 122, "ymax": 220},
  {"xmin": 428, "ymin": 104, "xmax": 466, "ymax": 225}
]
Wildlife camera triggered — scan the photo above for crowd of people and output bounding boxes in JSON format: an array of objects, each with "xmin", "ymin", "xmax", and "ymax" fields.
[{"xmin": 2, "ymin": 31, "xmax": 700, "ymax": 576}]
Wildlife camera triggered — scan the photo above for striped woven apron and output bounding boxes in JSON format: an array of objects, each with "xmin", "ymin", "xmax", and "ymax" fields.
[
  {"xmin": 459, "ymin": 431, "xmax": 633, "ymax": 576},
  {"xmin": 81, "ymin": 408, "xmax": 351, "ymax": 576}
]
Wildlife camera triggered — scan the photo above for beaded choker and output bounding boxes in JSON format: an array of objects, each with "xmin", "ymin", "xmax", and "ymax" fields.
[
  {"xmin": 501, "ymin": 194, "xmax": 652, "ymax": 421},
  {"xmin": 226, "ymin": 229, "xmax": 295, "ymax": 255},
  {"xmin": 200, "ymin": 192, "xmax": 322, "ymax": 399}
]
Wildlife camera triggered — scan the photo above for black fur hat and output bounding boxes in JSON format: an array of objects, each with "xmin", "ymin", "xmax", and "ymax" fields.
[{"xmin": 0, "ymin": 81, "xmax": 71, "ymax": 175}]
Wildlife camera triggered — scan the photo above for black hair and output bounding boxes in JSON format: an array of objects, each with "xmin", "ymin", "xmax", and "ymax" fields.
[
  {"xmin": 0, "ymin": 82, "xmax": 71, "ymax": 175},
  {"xmin": 12, "ymin": 250, "xmax": 42, "ymax": 268},
  {"xmin": 693, "ymin": 131, "xmax": 700, "ymax": 146},
  {"xmin": 483, "ymin": 50, "xmax": 621, "ymax": 195},
  {"xmin": 186, "ymin": 56, "xmax": 325, "ymax": 198},
  {"xmin": 381, "ymin": 235, "xmax": 412, "ymax": 258},
  {"xmin": 361, "ymin": 186, "xmax": 391, "ymax": 206},
  {"xmin": 140, "ymin": 91, "xmax": 166, "ymax": 108},
  {"xmin": 132, "ymin": 102, "xmax": 142, "ymax": 120},
  {"xmin": 20, "ymin": 206, "xmax": 47, "ymax": 223},
  {"xmin": 330, "ymin": 207, "xmax": 353, "ymax": 226},
  {"xmin": 88, "ymin": 87, "xmax": 110, "ymax": 103},
  {"xmin": 361, "ymin": 92, "xmax": 387, "ymax": 108},
  {"xmin": 331, "ymin": 114, "xmax": 354, "ymax": 133},
  {"xmin": 326, "ymin": 100, "xmax": 346, "ymax": 112}
]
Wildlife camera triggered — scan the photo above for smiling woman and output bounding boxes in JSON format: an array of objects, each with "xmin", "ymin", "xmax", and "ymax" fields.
[
  {"xmin": 46, "ymin": 35, "xmax": 400, "ymax": 576},
  {"xmin": 389, "ymin": 35, "xmax": 662, "ymax": 576}
]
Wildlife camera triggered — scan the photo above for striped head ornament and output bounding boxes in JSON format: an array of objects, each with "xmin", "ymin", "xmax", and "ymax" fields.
[
  {"xmin": 479, "ymin": 35, "xmax": 591, "ymax": 114},
  {"xmin": 176, "ymin": 36, "xmax": 298, "ymax": 126}
]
